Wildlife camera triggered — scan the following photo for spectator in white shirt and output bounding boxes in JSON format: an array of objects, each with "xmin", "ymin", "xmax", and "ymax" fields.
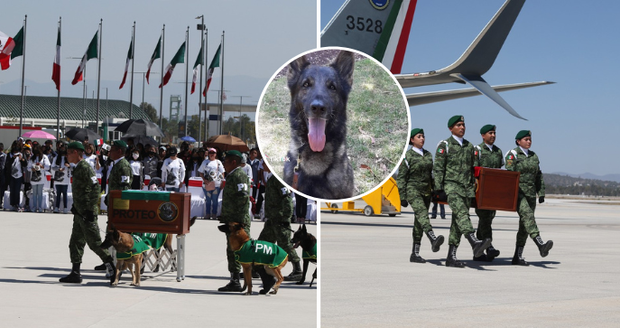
[{"xmin": 161, "ymin": 147, "xmax": 185, "ymax": 192}]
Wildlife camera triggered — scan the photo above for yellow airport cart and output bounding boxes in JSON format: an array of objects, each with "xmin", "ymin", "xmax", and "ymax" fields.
[{"xmin": 322, "ymin": 177, "xmax": 401, "ymax": 217}]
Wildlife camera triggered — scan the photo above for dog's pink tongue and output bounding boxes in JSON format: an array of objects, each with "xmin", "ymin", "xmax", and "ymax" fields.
[{"xmin": 308, "ymin": 118, "xmax": 326, "ymax": 152}]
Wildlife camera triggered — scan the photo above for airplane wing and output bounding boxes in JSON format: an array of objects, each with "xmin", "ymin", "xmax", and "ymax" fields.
[
  {"xmin": 406, "ymin": 81, "xmax": 555, "ymax": 106},
  {"xmin": 322, "ymin": 0, "xmax": 552, "ymax": 120}
]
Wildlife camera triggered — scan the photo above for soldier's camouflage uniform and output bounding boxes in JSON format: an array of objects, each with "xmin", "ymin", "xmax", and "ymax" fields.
[
  {"xmin": 108, "ymin": 157, "xmax": 132, "ymax": 193},
  {"xmin": 396, "ymin": 148, "xmax": 433, "ymax": 243},
  {"xmin": 474, "ymin": 143, "xmax": 504, "ymax": 241},
  {"xmin": 258, "ymin": 176, "xmax": 299, "ymax": 263},
  {"xmin": 433, "ymin": 137, "xmax": 479, "ymax": 246},
  {"xmin": 69, "ymin": 160, "xmax": 113, "ymax": 264},
  {"xmin": 220, "ymin": 166, "xmax": 251, "ymax": 273},
  {"xmin": 505, "ymin": 147, "xmax": 545, "ymax": 246}
]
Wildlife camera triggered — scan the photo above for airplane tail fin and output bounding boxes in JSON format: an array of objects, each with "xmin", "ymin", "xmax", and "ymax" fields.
[{"xmin": 321, "ymin": 0, "xmax": 418, "ymax": 74}]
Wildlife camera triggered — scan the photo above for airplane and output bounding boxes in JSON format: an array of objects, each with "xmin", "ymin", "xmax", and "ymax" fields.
[{"xmin": 321, "ymin": 0, "xmax": 554, "ymax": 120}]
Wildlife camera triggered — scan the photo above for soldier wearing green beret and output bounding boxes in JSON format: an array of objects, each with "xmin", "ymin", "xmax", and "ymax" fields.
[
  {"xmin": 433, "ymin": 115, "xmax": 491, "ymax": 267},
  {"xmin": 505, "ymin": 130, "xmax": 553, "ymax": 265},
  {"xmin": 218, "ymin": 150, "xmax": 251, "ymax": 292},
  {"xmin": 257, "ymin": 164, "xmax": 302, "ymax": 280},
  {"xmin": 59, "ymin": 142, "xmax": 115, "ymax": 284},
  {"xmin": 396, "ymin": 128, "xmax": 445, "ymax": 263},
  {"xmin": 472, "ymin": 124, "xmax": 504, "ymax": 262}
]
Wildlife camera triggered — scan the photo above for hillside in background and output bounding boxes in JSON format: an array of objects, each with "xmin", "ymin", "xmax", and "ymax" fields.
[{"xmin": 544, "ymin": 173, "xmax": 620, "ymax": 196}]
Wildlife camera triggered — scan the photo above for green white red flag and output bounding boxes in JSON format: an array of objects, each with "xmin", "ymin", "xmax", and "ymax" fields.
[
  {"xmin": 202, "ymin": 43, "xmax": 221, "ymax": 97},
  {"xmin": 146, "ymin": 36, "xmax": 161, "ymax": 84},
  {"xmin": 159, "ymin": 41, "xmax": 185, "ymax": 88},
  {"xmin": 190, "ymin": 45, "xmax": 203, "ymax": 94},
  {"xmin": 0, "ymin": 27, "xmax": 24, "ymax": 70},
  {"xmin": 72, "ymin": 31, "xmax": 98, "ymax": 85},
  {"xmin": 51, "ymin": 25, "xmax": 61, "ymax": 91},
  {"xmin": 119, "ymin": 39, "xmax": 133, "ymax": 89}
]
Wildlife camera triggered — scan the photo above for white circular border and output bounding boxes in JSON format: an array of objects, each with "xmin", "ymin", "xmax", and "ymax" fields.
[{"xmin": 255, "ymin": 46, "xmax": 411, "ymax": 203}]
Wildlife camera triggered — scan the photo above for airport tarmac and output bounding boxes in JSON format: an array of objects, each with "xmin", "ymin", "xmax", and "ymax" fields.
[
  {"xmin": 0, "ymin": 214, "xmax": 317, "ymax": 328},
  {"xmin": 321, "ymin": 198, "xmax": 620, "ymax": 327}
]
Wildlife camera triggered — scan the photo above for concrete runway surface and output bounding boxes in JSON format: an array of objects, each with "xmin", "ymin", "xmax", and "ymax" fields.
[
  {"xmin": 0, "ymin": 214, "xmax": 317, "ymax": 328},
  {"xmin": 321, "ymin": 198, "xmax": 620, "ymax": 327}
]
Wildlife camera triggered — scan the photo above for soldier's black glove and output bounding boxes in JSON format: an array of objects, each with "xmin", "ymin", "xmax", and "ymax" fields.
[
  {"xmin": 539, "ymin": 196, "xmax": 545, "ymax": 204},
  {"xmin": 401, "ymin": 200, "xmax": 408, "ymax": 208},
  {"xmin": 70, "ymin": 205, "xmax": 79, "ymax": 216},
  {"xmin": 432, "ymin": 190, "xmax": 447, "ymax": 202},
  {"xmin": 85, "ymin": 211, "xmax": 96, "ymax": 222}
]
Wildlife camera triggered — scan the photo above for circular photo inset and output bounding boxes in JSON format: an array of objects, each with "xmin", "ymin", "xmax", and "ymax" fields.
[{"xmin": 256, "ymin": 47, "xmax": 410, "ymax": 201}]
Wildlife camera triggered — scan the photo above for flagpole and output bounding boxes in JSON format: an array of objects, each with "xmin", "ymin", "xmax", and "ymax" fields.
[
  {"xmin": 203, "ymin": 29, "xmax": 209, "ymax": 141},
  {"xmin": 159, "ymin": 25, "xmax": 165, "ymax": 129},
  {"xmin": 96, "ymin": 19, "xmax": 102, "ymax": 135},
  {"xmin": 56, "ymin": 17, "xmax": 61, "ymax": 140},
  {"xmin": 19, "ymin": 15, "xmax": 27, "ymax": 137},
  {"xmin": 129, "ymin": 21, "xmax": 135, "ymax": 119},
  {"xmin": 196, "ymin": 16, "xmax": 205, "ymax": 143},
  {"xmin": 218, "ymin": 31, "xmax": 224, "ymax": 135},
  {"xmin": 184, "ymin": 26, "xmax": 189, "ymax": 137}
]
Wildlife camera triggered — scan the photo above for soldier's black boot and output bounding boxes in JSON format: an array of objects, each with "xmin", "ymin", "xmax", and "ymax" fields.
[
  {"xmin": 218, "ymin": 272, "xmax": 243, "ymax": 292},
  {"xmin": 465, "ymin": 232, "xmax": 491, "ymax": 258},
  {"xmin": 410, "ymin": 243, "xmax": 426, "ymax": 263},
  {"xmin": 94, "ymin": 263, "xmax": 106, "ymax": 271},
  {"xmin": 486, "ymin": 244, "xmax": 500, "ymax": 261},
  {"xmin": 59, "ymin": 263, "xmax": 82, "ymax": 283},
  {"xmin": 445, "ymin": 245, "xmax": 464, "ymax": 268},
  {"xmin": 533, "ymin": 235, "xmax": 553, "ymax": 257},
  {"xmin": 425, "ymin": 230, "xmax": 445, "ymax": 253},
  {"xmin": 511, "ymin": 245, "xmax": 529, "ymax": 266},
  {"xmin": 283, "ymin": 261, "xmax": 303, "ymax": 281}
]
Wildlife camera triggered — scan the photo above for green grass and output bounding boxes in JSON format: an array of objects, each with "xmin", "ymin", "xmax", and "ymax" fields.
[{"xmin": 257, "ymin": 56, "xmax": 409, "ymax": 197}]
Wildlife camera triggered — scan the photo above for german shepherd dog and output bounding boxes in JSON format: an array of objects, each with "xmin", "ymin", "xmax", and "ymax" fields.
[
  {"xmin": 218, "ymin": 222, "xmax": 288, "ymax": 295},
  {"xmin": 291, "ymin": 224, "xmax": 317, "ymax": 287},
  {"xmin": 100, "ymin": 225, "xmax": 173, "ymax": 287},
  {"xmin": 283, "ymin": 50, "xmax": 355, "ymax": 200}
]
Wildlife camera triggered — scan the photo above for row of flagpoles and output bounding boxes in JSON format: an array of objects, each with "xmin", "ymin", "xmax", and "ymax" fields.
[{"xmin": 0, "ymin": 16, "xmax": 224, "ymax": 141}]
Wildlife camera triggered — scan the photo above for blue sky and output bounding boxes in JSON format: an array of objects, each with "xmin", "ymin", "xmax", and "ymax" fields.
[
  {"xmin": 0, "ymin": 0, "xmax": 316, "ymax": 121},
  {"xmin": 322, "ymin": 0, "xmax": 620, "ymax": 177}
]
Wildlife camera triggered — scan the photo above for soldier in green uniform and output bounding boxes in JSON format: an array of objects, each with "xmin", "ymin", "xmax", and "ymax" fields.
[
  {"xmin": 218, "ymin": 150, "xmax": 251, "ymax": 292},
  {"xmin": 472, "ymin": 124, "xmax": 504, "ymax": 261},
  {"xmin": 433, "ymin": 115, "xmax": 491, "ymax": 268},
  {"xmin": 257, "ymin": 164, "xmax": 302, "ymax": 280},
  {"xmin": 96, "ymin": 140, "xmax": 133, "ymax": 272},
  {"xmin": 397, "ymin": 128, "xmax": 445, "ymax": 263},
  {"xmin": 59, "ymin": 142, "xmax": 115, "ymax": 283},
  {"xmin": 505, "ymin": 130, "xmax": 553, "ymax": 265}
]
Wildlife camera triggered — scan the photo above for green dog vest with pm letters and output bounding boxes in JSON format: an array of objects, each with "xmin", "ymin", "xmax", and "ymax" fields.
[
  {"xmin": 116, "ymin": 233, "xmax": 168, "ymax": 260},
  {"xmin": 234, "ymin": 240, "xmax": 288, "ymax": 268},
  {"xmin": 302, "ymin": 243, "xmax": 317, "ymax": 260}
]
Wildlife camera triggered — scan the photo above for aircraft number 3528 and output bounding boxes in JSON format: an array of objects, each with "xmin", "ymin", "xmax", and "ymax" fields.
[{"xmin": 346, "ymin": 16, "xmax": 383, "ymax": 34}]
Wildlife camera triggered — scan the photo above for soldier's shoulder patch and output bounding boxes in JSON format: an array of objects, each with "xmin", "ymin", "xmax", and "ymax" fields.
[
  {"xmin": 90, "ymin": 176, "xmax": 98, "ymax": 185},
  {"xmin": 280, "ymin": 187, "xmax": 288, "ymax": 195},
  {"xmin": 237, "ymin": 183, "xmax": 248, "ymax": 192},
  {"xmin": 438, "ymin": 148, "xmax": 444, "ymax": 154}
]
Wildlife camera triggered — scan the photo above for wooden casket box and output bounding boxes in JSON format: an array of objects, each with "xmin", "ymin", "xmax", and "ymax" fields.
[{"xmin": 474, "ymin": 167, "xmax": 520, "ymax": 211}]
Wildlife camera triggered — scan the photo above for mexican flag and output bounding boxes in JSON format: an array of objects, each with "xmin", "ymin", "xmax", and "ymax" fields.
[
  {"xmin": 146, "ymin": 36, "xmax": 161, "ymax": 84},
  {"xmin": 72, "ymin": 31, "xmax": 98, "ymax": 85},
  {"xmin": 190, "ymin": 45, "xmax": 203, "ymax": 94},
  {"xmin": 202, "ymin": 43, "xmax": 221, "ymax": 97},
  {"xmin": 119, "ymin": 39, "xmax": 133, "ymax": 89},
  {"xmin": 159, "ymin": 41, "xmax": 185, "ymax": 88},
  {"xmin": 51, "ymin": 26, "xmax": 61, "ymax": 91},
  {"xmin": 0, "ymin": 27, "xmax": 24, "ymax": 70}
]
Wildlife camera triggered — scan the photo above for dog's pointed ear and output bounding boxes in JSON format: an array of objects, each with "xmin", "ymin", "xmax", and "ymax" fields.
[
  {"xmin": 287, "ymin": 55, "xmax": 310, "ymax": 87},
  {"xmin": 217, "ymin": 224, "xmax": 229, "ymax": 233},
  {"xmin": 332, "ymin": 51, "xmax": 355, "ymax": 87},
  {"xmin": 301, "ymin": 224, "xmax": 307, "ymax": 233}
]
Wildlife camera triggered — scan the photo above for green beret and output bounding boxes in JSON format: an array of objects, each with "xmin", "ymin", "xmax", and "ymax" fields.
[
  {"xmin": 113, "ymin": 140, "xmax": 128, "ymax": 149},
  {"xmin": 67, "ymin": 141, "xmax": 85, "ymax": 151},
  {"xmin": 447, "ymin": 115, "xmax": 464, "ymax": 128},
  {"xmin": 480, "ymin": 124, "xmax": 496, "ymax": 135},
  {"xmin": 226, "ymin": 150, "xmax": 243, "ymax": 159},
  {"xmin": 410, "ymin": 128, "xmax": 424, "ymax": 139},
  {"xmin": 515, "ymin": 130, "xmax": 531, "ymax": 140}
]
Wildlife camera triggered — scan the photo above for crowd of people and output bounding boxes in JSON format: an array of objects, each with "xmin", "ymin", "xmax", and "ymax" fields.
[
  {"xmin": 0, "ymin": 136, "xmax": 313, "ymax": 223},
  {"xmin": 396, "ymin": 115, "xmax": 553, "ymax": 267}
]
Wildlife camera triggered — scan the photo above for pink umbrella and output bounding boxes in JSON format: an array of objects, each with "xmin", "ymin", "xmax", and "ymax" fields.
[{"xmin": 22, "ymin": 130, "xmax": 56, "ymax": 140}]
